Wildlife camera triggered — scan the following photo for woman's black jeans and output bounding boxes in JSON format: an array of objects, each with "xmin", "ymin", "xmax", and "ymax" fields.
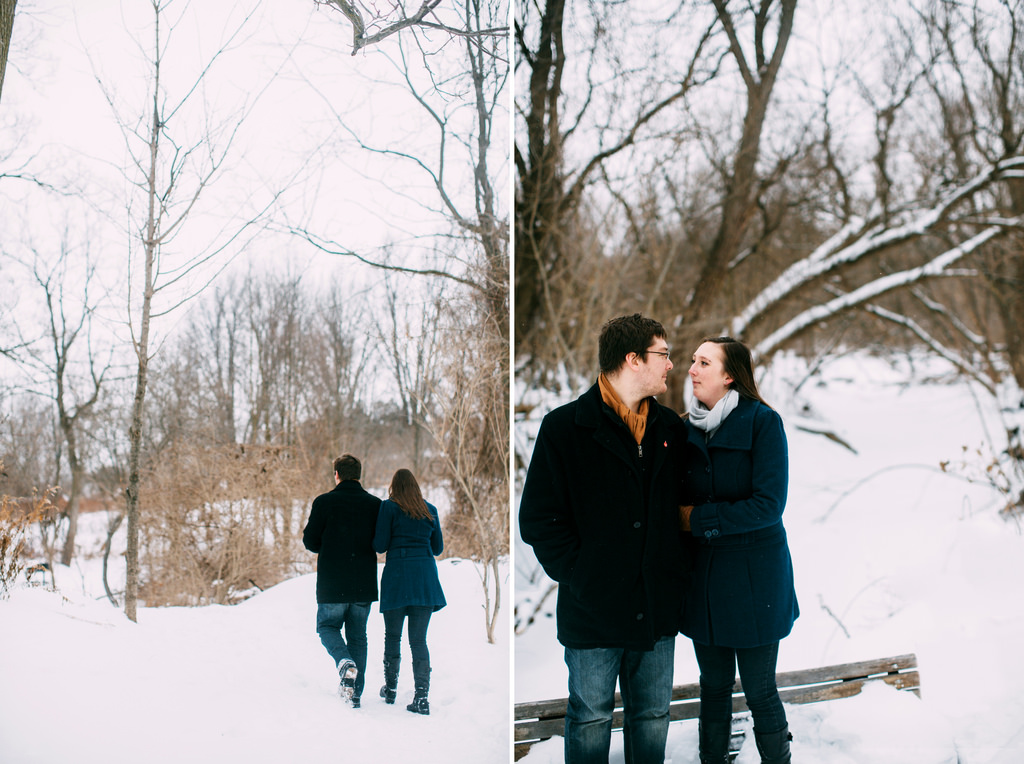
[
  {"xmin": 693, "ymin": 641, "xmax": 788, "ymax": 734},
  {"xmin": 382, "ymin": 605, "xmax": 433, "ymax": 665}
]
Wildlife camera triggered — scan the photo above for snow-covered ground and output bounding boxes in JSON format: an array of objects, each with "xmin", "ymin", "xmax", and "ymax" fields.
[
  {"xmin": 0, "ymin": 542, "xmax": 509, "ymax": 763},
  {"xmin": 4, "ymin": 350, "xmax": 1023, "ymax": 764},
  {"xmin": 515, "ymin": 351, "xmax": 1024, "ymax": 763}
]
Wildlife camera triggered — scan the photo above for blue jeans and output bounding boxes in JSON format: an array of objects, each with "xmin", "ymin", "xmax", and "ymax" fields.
[
  {"xmin": 693, "ymin": 641, "xmax": 788, "ymax": 734},
  {"xmin": 563, "ymin": 636, "xmax": 675, "ymax": 764},
  {"xmin": 382, "ymin": 606, "xmax": 433, "ymax": 665},
  {"xmin": 316, "ymin": 602, "xmax": 371, "ymax": 697}
]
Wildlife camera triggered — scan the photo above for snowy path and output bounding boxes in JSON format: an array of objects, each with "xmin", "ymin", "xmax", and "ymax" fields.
[{"xmin": 0, "ymin": 560, "xmax": 509, "ymax": 763}]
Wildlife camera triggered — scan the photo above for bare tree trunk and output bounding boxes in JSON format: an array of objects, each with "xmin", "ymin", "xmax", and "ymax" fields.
[
  {"xmin": 514, "ymin": 0, "xmax": 566, "ymax": 354},
  {"xmin": 25, "ymin": 248, "xmax": 110, "ymax": 569},
  {"xmin": 59, "ymin": 450, "xmax": 81, "ymax": 567},
  {"xmin": 125, "ymin": 239, "xmax": 155, "ymax": 623},
  {"xmin": 483, "ymin": 555, "xmax": 501, "ymax": 643},
  {"xmin": 102, "ymin": 511, "xmax": 124, "ymax": 607},
  {"xmin": 124, "ymin": 36, "xmax": 161, "ymax": 621},
  {"xmin": 0, "ymin": 0, "xmax": 16, "ymax": 106},
  {"xmin": 677, "ymin": 0, "xmax": 796, "ymax": 358},
  {"xmin": 515, "ymin": 0, "xmax": 717, "ymax": 370},
  {"xmin": 112, "ymin": 3, "xmax": 277, "ymax": 616}
]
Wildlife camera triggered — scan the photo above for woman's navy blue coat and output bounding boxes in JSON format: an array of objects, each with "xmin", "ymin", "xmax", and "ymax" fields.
[
  {"xmin": 679, "ymin": 396, "xmax": 799, "ymax": 648},
  {"xmin": 373, "ymin": 499, "xmax": 446, "ymax": 613}
]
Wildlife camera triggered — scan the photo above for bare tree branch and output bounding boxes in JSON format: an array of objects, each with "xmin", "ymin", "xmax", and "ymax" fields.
[
  {"xmin": 755, "ymin": 220, "xmax": 1018, "ymax": 358},
  {"xmin": 317, "ymin": 0, "xmax": 506, "ymax": 56},
  {"xmin": 734, "ymin": 156, "xmax": 1024, "ymax": 337},
  {"xmin": 860, "ymin": 300, "xmax": 996, "ymax": 395},
  {"xmin": 286, "ymin": 227, "xmax": 484, "ymax": 292}
]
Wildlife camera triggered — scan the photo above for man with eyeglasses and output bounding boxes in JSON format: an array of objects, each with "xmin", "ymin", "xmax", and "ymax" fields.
[{"xmin": 520, "ymin": 313, "xmax": 689, "ymax": 763}]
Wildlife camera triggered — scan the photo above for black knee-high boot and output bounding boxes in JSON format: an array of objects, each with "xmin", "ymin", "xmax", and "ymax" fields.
[
  {"xmin": 698, "ymin": 718, "xmax": 732, "ymax": 763},
  {"xmin": 754, "ymin": 725, "xmax": 792, "ymax": 764},
  {"xmin": 406, "ymin": 659, "xmax": 431, "ymax": 715},
  {"xmin": 379, "ymin": 657, "xmax": 400, "ymax": 704}
]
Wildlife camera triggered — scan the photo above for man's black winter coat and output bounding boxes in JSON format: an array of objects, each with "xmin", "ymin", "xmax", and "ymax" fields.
[
  {"xmin": 303, "ymin": 480, "xmax": 381, "ymax": 604},
  {"xmin": 519, "ymin": 383, "xmax": 689, "ymax": 650}
]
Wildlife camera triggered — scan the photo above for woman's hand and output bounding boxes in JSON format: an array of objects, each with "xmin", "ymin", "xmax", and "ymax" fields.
[{"xmin": 679, "ymin": 505, "xmax": 694, "ymax": 532}]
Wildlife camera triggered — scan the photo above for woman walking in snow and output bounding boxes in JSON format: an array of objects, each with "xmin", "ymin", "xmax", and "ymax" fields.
[
  {"xmin": 373, "ymin": 468, "xmax": 446, "ymax": 715},
  {"xmin": 678, "ymin": 337, "xmax": 799, "ymax": 764}
]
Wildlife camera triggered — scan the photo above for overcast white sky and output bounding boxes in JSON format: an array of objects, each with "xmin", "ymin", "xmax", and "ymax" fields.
[{"xmin": 1, "ymin": 0, "xmax": 505, "ymax": 399}]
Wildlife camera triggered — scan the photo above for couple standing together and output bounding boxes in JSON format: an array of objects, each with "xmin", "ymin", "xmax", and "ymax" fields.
[
  {"xmin": 520, "ymin": 314, "xmax": 799, "ymax": 764},
  {"xmin": 302, "ymin": 455, "xmax": 445, "ymax": 714}
]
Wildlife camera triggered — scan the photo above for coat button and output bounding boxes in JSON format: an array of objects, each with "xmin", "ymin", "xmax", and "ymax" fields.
[
  {"xmin": 636, "ymin": 612, "xmax": 644, "ymax": 620},
  {"xmin": 633, "ymin": 522, "xmax": 641, "ymax": 529}
]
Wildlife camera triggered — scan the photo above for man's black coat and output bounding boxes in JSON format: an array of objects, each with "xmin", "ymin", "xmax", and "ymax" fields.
[
  {"xmin": 303, "ymin": 480, "xmax": 381, "ymax": 604},
  {"xmin": 519, "ymin": 383, "xmax": 688, "ymax": 650}
]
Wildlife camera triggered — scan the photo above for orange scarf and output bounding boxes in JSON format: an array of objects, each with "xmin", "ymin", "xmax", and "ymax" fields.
[{"xmin": 598, "ymin": 373, "xmax": 648, "ymax": 445}]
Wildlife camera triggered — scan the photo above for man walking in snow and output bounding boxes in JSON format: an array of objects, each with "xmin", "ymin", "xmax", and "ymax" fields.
[
  {"xmin": 519, "ymin": 314, "xmax": 689, "ymax": 763},
  {"xmin": 303, "ymin": 454, "xmax": 381, "ymax": 708}
]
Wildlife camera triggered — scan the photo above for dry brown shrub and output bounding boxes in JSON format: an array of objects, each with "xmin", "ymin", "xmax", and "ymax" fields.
[
  {"xmin": 138, "ymin": 443, "xmax": 311, "ymax": 606},
  {"xmin": 1, "ymin": 469, "xmax": 60, "ymax": 597},
  {"xmin": 439, "ymin": 481, "xmax": 509, "ymax": 561}
]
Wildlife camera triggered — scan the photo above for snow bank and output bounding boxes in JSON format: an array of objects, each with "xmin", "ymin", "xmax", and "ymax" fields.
[{"xmin": 0, "ymin": 558, "xmax": 509, "ymax": 763}]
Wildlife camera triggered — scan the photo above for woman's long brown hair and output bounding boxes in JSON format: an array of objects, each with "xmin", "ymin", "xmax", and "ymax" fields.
[
  {"xmin": 702, "ymin": 336, "xmax": 772, "ymax": 408},
  {"xmin": 388, "ymin": 468, "xmax": 432, "ymax": 520}
]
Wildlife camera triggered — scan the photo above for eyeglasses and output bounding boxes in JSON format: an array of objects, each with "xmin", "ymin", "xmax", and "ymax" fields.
[{"xmin": 645, "ymin": 349, "xmax": 671, "ymax": 362}]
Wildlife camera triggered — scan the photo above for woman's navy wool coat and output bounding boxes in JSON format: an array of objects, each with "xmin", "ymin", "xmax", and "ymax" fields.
[
  {"xmin": 679, "ymin": 396, "xmax": 799, "ymax": 648},
  {"xmin": 373, "ymin": 499, "xmax": 447, "ymax": 613}
]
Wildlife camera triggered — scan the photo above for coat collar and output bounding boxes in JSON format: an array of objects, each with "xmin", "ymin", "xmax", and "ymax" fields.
[
  {"xmin": 686, "ymin": 395, "xmax": 757, "ymax": 451},
  {"xmin": 576, "ymin": 381, "xmax": 662, "ymax": 430},
  {"xmin": 333, "ymin": 479, "xmax": 365, "ymax": 493},
  {"xmin": 576, "ymin": 383, "xmax": 675, "ymax": 477}
]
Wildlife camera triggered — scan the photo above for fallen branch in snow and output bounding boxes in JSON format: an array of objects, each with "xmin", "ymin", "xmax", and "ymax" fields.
[
  {"xmin": 793, "ymin": 423, "xmax": 858, "ymax": 454},
  {"xmin": 858, "ymin": 301, "xmax": 997, "ymax": 396},
  {"xmin": 818, "ymin": 594, "xmax": 851, "ymax": 639},
  {"xmin": 514, "ymin": 581, "xmax": 558, "ymax": 635}
]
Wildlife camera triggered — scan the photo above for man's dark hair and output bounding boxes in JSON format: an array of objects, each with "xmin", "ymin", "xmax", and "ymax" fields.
[
  {"xmin": 598, "ymin": 314, "xmax": 667, "ymax": 374},
  {"xmin": 334, "ymin": 454, "xmax": 362, "ymax": 481}
]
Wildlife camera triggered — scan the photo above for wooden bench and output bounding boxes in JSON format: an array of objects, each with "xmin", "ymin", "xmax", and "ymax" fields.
[{"xmin": 514, "ymin": 653, "xmax": 919, "ymax": 761}]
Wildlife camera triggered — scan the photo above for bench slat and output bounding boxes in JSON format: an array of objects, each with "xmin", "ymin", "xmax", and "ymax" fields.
[
  {"xmin": 514, "ymin": 653, "xmax": 919, "ymax": 758},
  {"xmin": 769, "ymin": 653, "xmax": 918, "ymax": 689},
  {"xmin": 516, "ymin": 653, "xmax": 918, "ymax": 720}
]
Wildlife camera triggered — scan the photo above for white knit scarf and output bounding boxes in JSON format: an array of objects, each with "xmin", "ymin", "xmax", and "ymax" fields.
[{"xmin": 688, "ymin": 388, "xmax": 739, "ymax": 441}]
